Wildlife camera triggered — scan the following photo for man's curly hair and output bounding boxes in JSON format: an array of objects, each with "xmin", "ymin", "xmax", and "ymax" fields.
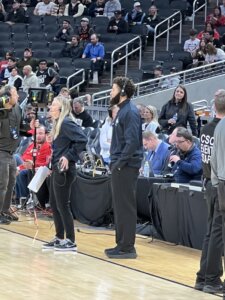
[{"xmin": 113, "ymin": 76, "xmax": 136, "ymax": 99}]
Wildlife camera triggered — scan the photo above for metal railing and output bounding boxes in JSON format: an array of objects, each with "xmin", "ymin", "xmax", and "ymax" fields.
[
  {"xmin": 66, "ymin": 68, "xmax": 86, "ymax": 93},
  {"xmin": 110, "ymin": 35, "xmax": 142, "ymax": 85},
  {"xmin": 92, "ymin": 60, "xmax": 225, "ymax": 106},
  {"xmin": 153, "ymin": 11, "xmax": 182, "ymax": 61},
  {"xmin": 192, "ymin": 0, "xmax": 207, "ymax": 28},
  {"xmin": 192, "ymin": 99, "xmax": 209, "ymax": 112}
]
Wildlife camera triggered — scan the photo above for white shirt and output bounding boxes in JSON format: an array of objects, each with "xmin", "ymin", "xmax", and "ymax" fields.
[
  {"xmin": 34, "ymin": 2, "xmax": 57, "ymax": 15},
  {"xmin": 183, "ymin": 38, "xmax": 200, "ymax": 54},
  {"xmin": 205, "ymin": 48, "xmax": 225, "ymax": 63},
  {"xmin": 100, "ymin": 117, "xmax": 113, "ymax": 159}
]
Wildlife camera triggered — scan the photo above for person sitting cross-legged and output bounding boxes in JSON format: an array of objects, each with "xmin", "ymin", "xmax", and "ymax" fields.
[{"xmin": 15, "ymin": 125, "xmax": 52, "ymax": 209}]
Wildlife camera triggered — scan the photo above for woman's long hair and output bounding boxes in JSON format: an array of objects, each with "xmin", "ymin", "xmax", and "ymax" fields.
[
  {"xmin": 170, "ymin": 85, "xmax": 188, "ymax": 112},
  {"xmin": 51, "ymin": 96, "xmax": 76, "ymax": 140}
]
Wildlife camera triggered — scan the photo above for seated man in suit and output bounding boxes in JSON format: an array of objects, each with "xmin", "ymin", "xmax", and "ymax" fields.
[
  {"xmin": 170, "ymin": 127, "xmax": 202, "ymax": 183},
  {"xmin": 142, "ymin": 131, "xmax": 170, "ymax": 175}
]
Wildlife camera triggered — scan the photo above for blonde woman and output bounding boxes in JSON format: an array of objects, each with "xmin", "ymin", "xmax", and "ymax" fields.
[
  {"xmin": 142, "ymin": 105, "xmax": 159, "ymax": 133},
  {"xmin": 43, "ymin": 96, "xmax": 87, "ymax": 251}
]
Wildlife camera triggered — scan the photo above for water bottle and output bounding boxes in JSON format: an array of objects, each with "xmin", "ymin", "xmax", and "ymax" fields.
[
  {"xmin": 172, "ymin": 113, "xmax": 178, "ymax": 122},
  {"xmin": 143, "ymin": 161, "xmax": 150, "ymax": 178}
]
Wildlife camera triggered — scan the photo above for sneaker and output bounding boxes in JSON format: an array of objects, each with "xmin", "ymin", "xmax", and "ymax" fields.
[
  {"xmin": 42, "ymin": 237, "xmax": 61, "ymax": 250},
  {"xmin": 194, "ymin": 281, "xmax": 204, "ymax": 291},
  {"xmin": 203, "ymin": 284, "xmax": 223, "ymax": 294},
  {"xmin": 105, "ymin": 246, "xmax": 137, "ymax": 259},
  {"xmin": 0, "ymin": 215, "xmax": 11, "ymax": 225},
  {"xmin": 104, "ymin": 245, "xmax": 121, "ymax": 255},
  {"xmin": 54, "ymin": 239, "xmax": 77, "ymax": 252},
  {"xmin": 2, "ymin": 211, "xmax": 19, "ymax": 221}
]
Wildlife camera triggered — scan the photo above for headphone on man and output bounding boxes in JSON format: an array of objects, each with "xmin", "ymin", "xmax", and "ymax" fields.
[{"xmin": 120, "ymin": 78, "xmax": 129, "ymax": 97}]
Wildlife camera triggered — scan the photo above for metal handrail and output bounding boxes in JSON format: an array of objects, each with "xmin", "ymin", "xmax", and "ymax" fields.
[
  {"xmin": 192, "ymin": 0, "xmax": 207, "ymax": 29},
  {"xmin": 66, "ymin": 68, "xmax": 85, "ymax": 93},
  {"xmin": 192, "ymin": 99, "xmax": 209, "ymax": 111},
  {"xmin": 110, "ymin": 35, "xmax": 142, "ymax": 85},
  {"xmin": 92, "ymin": 59, "xmax": 225, "ymax": 106},
  {"xmin": 153, "ymin": 11, "xmax": 182, "ymax": 61}
]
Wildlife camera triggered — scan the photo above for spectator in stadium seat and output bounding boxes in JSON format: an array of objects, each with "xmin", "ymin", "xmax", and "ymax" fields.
[
  {"xmin": 61, "ymin": 35, "xmax": 83, "ymax": 59},
  {"xmin": 136, "ymin": 103, "xmax": 146, "ymax": 123},
  {"xmin": 53, "ymin": 19, "xmax": 74, "ymax": 42},
  {"xmin": 17, "ymin": 48, "xmax": 38, "ymax": 73},
  {"xmin": 162, "ymin": 67, "xmax": 181, "ymax": 89},
  {"xmin": 197, "ymin": 22, "xmax": 220, "ymax": 41},
  {"xmin": 142, "ymin": 105, "xmax": 159, "ymax": 133},
  {"xmin": 64, "ymin": 0, "xmax": 84, "ymax": 18},
  {"xmin": 7, "ymin": 67, "xmax": 23, "ymax": 91},
  {"xmin": 125, "ymin": 2, "xmax": 145, "ymax": 27},
  {"xmin": 5, "ymin": 0, "xmax": 26, "ymax": 25},
  {"xmin": 203, "ymin": 30, "xmax": 222, "ymax": 49},
  {"xmin": 72, "ymin": 98, "xmax": 93, "ymax": 127},
  {"xmin": 89, "ymin": 0, "xmax": 105, "ymax": 18},
  {"xmin": 170, "ymin": 127, "xmax": 202, "ymax": 183},
  {"xmin": 191, "ymin": 39, "xmax": 207, "ymax": 68},
  {"xmin": 143, "ymin": 5, "xmax": 161, "ymax": 34},
  {"xmin": 104, "ymin": 0, "xmax": 121, "ymax": 19},
  {"xmin": 82, "ymin": 33, "xmax": 105, "ymax": 83},
  {"xmin": 0, "ymin": 57, "xmax": 17, "ymax": 85},
  {"xmin": 158, "ymin": 85, "xmax": 197, "ymax": 136},
  {"xmin": 22, "ymin": 65, "xmax": 40, "ymax": 94},
  {"xmin": 183, "ymin": 28, "xmax": 200, "ymax": 57},
  {"xmin": 206, "ymin": 6, "xmax": 225, "ymax": 28},
  {"xmin": 204, "ymin": 43, "xmax": 225, "ymax": 64},
  {"xmin": 74, "ymin": 17, "xmax": 95, "ymax": 45},
  {"xmin": 52, "ymin": 0, "xmax": 66, "ymax": 16},
  {"xmin": 107, "ymin": 10, "xmax": 128, "ymax": 34},
  {"xmin": 0, "ymin": 51, "xmax": 13, "ymax": 73},
  {"xmin": 36, "ymin": 59, "xmax": 60, "ymax": 92},
  {"xmin": 33, "ymin": 0, "xmax": 57, "ymax": 16}
]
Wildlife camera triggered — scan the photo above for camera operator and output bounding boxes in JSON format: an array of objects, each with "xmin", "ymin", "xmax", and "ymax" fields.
[
  {"xmin": 0, "ymin": 85, "xmax": 23, "ymax": 224},
  {"xmin": 43, "ymin": 96, "xmax": 87, "ymax": 252}
]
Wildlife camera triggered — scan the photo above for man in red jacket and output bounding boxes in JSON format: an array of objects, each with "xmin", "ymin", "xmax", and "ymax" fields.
[{"xmin": 16, "ymin": 125, "xmax": 52, "ymax": 206}]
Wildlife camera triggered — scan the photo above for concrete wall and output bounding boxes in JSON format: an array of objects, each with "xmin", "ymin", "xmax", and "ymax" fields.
[{"xmin": 133, "ymin": 74, "xmax": 225, "ymax": 109}]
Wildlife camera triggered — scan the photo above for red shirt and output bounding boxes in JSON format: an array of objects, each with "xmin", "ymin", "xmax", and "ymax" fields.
[{"xmin": 19, "ymin": 141, "xmax": 52, "ymax": 170}]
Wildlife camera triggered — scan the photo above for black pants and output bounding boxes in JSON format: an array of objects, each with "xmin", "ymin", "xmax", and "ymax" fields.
[
  {"xmin": 0, "ymin": 151, "xmax": 17, "ymax": 212},
  {"xmin": 50, "ymin": 166, "xmax": 76, "ymax": 242},
  {"xmin": 196, "ymin": 180, "xmax": 223, "ymax": 285},
  {"xmin": 111, "ymin": 165, "xmax": 139, "ymax": 251},
  {"xmin": 91, "ymin": 60, "xmax": 104, "ymax": 75}
]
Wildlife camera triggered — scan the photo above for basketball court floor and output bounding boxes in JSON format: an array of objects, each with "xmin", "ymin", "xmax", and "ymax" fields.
[{"xmin": 0, "ymin": 213, "xmax": 223, "ymax": 300}]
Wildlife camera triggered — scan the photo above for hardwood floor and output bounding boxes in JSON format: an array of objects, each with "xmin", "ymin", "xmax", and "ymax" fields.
[{"xmin": 0, "ymin": 212, "xmax": 223, "ymax": 300}]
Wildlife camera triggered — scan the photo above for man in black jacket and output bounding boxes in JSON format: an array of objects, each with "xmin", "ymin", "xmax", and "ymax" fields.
[
  {"xmin": 72, "ymin": 98, "xmax": 93, "ymax": 127},
  {"xmin": 53, "ymin": 19, "xmax": 74, "ymax": 42},
  {"xmin": 0, "ymin": 85, "xmax": 22, "ymax": 224},
  {"xmin": 104, "ymin": 76, "xmax": 143, "ymax": 259},
  {"xmin": 6, "ymin": 0, "xmax": 25, "ymax": 25},
  {"xmin": 194, "ymin": 89, "xmax": 225, "ymax": 294},
  {"xmin": 107, "ymin": 10, "xmax": 128, "ymax": 34}
]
